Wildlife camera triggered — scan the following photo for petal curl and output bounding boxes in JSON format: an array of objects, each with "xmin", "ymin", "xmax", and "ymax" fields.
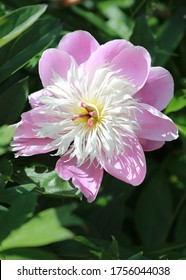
[
  {"xmin": 135, "ymin": 67, "xmax": 174, "ymax": 111},
  {"xmin": 58, "ymin": 30, "xmax": 100, "ymax": 65},
  {"xmin": 39, "ymin": 49, "xmax": 72, "ymax": 87},
  {"xmin": 86, "ymin": 39, "xmax": 132, "ymax": 70},
  {"xmin": 136, "ymin": 104, "xmax": 178, "ymax": 141},
  {"xmin": 111, "ymin": 46, "xmax": 151, "ymax": 90},
  {"xmin": 29, "ymin": 89, "xmax": 52, "ymax": 108},
  {"xmin": 56, "ymin": 155, "xmax": 104, "ymax": 203},
  {"xmin": 11, "ymin": 109, "xmax": 56, "ymax": 156},
  {"xmin": 139, "ymin": 138, "xmax": 165, "ymax": 151},
  {"xmin": 102, "ymin": 138, "xmax": 146, "ymax": 186}
]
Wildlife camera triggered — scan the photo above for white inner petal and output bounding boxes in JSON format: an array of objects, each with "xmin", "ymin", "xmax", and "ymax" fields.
[{"xmin": 36, "ymin": 61, "xmax": 139, "ymax": 165}]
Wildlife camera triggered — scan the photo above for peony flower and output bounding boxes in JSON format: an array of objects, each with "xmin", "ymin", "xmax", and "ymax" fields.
[{"xmin": 12, "ymin": 30, "xmax": 178, "ymax": 202}]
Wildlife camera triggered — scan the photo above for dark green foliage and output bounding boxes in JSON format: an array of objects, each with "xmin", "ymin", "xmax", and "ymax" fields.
[{"xmin": 0, "ymin": 0, "xmax": 186, "ymax": 260}]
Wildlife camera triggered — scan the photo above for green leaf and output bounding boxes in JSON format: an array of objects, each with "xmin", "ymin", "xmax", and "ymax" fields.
[
  {"xmin": 176, "ymin": 124, "xmax": 186, "ymax": 139},
  {"xmin": 0, "ymin": 247, "xmax": 58, "ymax": 260},
  {"xmin": 53, "ymin": 204, "xmax": 84, "ymax": 227},
  {"xmin": 0, "ymin": 78, "xmax": 28, "ymax": 125},
  {"xmin": 128, "ymin": 251, "xmax": 144, "ymax": 260},
  {"xmin": 0, "ymin": 206, "xmax": 74, "ymax": 250},
  {"xmin": 130, "ymin": 15, "xmax": 155, "ymax": 59},
  {"xmin": 0, "ymin": 125, "xmax": 16, "ymax": 146},
  {"xmin": 98, "ymin": 5, "xmax": 134, "ymax": 39},
  {"xmin": 0, "ymin": 158, "xmax": 13, "ymax": 190},
  {"xmin": 24, "ymin": 165, "xmax": 81, "ymax": 199},
  {"xmin": 0, "ymin": 205, "xmax": 8, "ymax": 220},
  {"xmin": 0, "ymin": 192, "xmax": 37, "ymax": 243},
  {"xmin": 0, "ymin": 4, "xmax": 47, "ymax": 47},
  {"xmin": 0, "ymin": 184, "xmax": 36, "ymax": 204},
  {"xmin": 72, "ymin": 6, "xmax": 116, "ymax": 37},
  {"xmin": 154, "ymin": 7, "xmax": 186, "ymax": 66},
  {"xmin": 165, "ymin": 91, "xmax": 186, "ymax": 114},
  {"xmin": 135, "ymin": 172, "xmax": 172, "ymax": 246},
  {"xmin": 0, "ymin": 17, "xmax": 62, "ymax": 83},
  {"xmin": 101, "ymin": 236, "xmax": 120, "ymax": 260},
  {"xmin": 97, "ymin": 0, "xmax": 134, "ymax": 9}
]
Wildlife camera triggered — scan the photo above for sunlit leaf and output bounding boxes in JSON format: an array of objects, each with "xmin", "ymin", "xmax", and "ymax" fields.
[
  {"xmin": 0, "ymin": 206, "xmax": 74, "ymax": 250},
  {"xmin": 99, "ymin": 5, "xmax": 134, "ymax": 39},
  {"xmin": 165, "ymin": 90, "xmax": 186, "ymax": 114},
  {"xmin": 0, "ymin": 17, "xmax": 62, "ymax": 83},
  {"xmin": 0, "ymin": 192, "xmax": 38, "ymax": 243},
  {"xmin": 72, "ymin": 6, "xmax": 116, "ymax": 37},
  {"xmin": 0, "ymin": 4, "xmax": 47, "ymax": 47},
  {"xmin": 0, "ymin": 125, "xmax": 16, "ymax": 146},
  {"xmin": 24, "ymin": 165, "xmax": 82, "ymax": 199}
]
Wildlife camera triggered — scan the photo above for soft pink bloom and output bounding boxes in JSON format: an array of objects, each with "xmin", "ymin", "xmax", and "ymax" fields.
[{"xmin": 12, "ymin": 30, "xmax": 178, "ymax": 202}]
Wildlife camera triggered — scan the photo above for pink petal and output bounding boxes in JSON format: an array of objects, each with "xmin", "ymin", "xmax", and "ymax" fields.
[
  {"xmin": 136, "ymin": 103, "xmax": 178, "ymax": 141},
  {"xmin": 39, "ymin": 49, "xmax": 72, "ymax": 87},
  {"xmin": 135, "ymin": 67, "xmax": 174, "ymax": 111},
  {"xmin": 139, "ymin": 138, "xmax": 165, "ymax": 151},
  {"xmin": 102, "ymin": 138, "xmax": 146, "ymax": 186},
  {"xmin": 11, "ymin": 138, "xmax": 53, "ymax": 157},
  {"xmin": 12, "ymin": 109, "xmax": 55, "ymax": 156},
  {"xmin": 56, "ymin": 155, "xmax": 104, "ymax": 202},
  {"xmin": 58, "ymin": 30, "xmax": 100, "ymax": 65},
  {"xmin": 111, "ymin": 46, "xmax": 151, "ymax": 90},
  {"xmin": 29, "ymin": 89, "xmax": 52, "ymax": 108},
  {"xmin": 86, "ymin": 39, "xmax": 132, "ymax": 70}
]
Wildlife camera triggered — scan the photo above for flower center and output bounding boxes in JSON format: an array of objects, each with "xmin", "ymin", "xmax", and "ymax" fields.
[{"xmin": 72, "ymin": 101, "xmax": 100, "ymax": 128}]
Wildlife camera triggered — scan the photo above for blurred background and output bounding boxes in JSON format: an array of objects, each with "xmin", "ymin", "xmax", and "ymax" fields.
[{"xmin": 0, "ymin": 0, "xmax": 186, "ymax": 260}]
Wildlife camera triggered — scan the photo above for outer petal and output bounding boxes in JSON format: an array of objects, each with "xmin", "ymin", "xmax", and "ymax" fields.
[
  {"xmin": 139, "ymin": 138, "xmax": 165, "ymax": 152},
  {"xmin": 111, "ymin": 46, "xmax": 151, "ymax": 90},
  {"xmin": 86, "ymin": 39, "xmax": 132, "ymax": 70},
  {"xmin": 136, "ymin": 103, "xmax": 178, "ymax": 141},
  {"xmin": 58, "ymin": 30, "xmax": 100, "ymax": 65},
  {"xmin": 102, "ymin": 138, "xmax": 146, "ymax": 186},
  {"xmin": 39, "ymin": 49, "xmax": 72, "ymax": 87},
  {"xmin": 11, "ymin": 109, "xmax": 55, "ymax": 156},
  {"xmin": 29, "ymin": 89, "xmax": 52, "ymax": 108},
  {"xmin": 56, "ymin": 155, "xmax": 104, "ymax": 203},
  {"xmin": 135, "ymin": 67, "xmax": 174, "ymax": 111},
  {"xmin": 11, "ymin": 138, "xmax": 53, "ymax": 157}
]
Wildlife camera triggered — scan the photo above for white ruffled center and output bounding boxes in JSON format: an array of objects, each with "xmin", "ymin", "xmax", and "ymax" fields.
[{"xmin": 36, "ymin": 61, "xmax": 139, "ymax": 165}]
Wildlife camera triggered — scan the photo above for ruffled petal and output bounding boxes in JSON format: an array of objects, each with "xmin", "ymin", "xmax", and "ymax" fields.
[
  {"xmin": 56, "ymin": 155, "xmax": 104, "ymax": 202},
  {"xmin": 39, "ymin": 49, "xmax": 72, "ymax": 87},
  {"xmin": 102, "ymin": 138, "xmax": 146, "ymax": 186},
  {"xmin": 11, "ymin": 138, "xmax": 53, "ymax": 157},
  {"xmin": 58, "ymin": 30, "xmax": 100, "ymax": 65},
  {"xmin": 135, "ymin": 67, "xmax": 174, "ymax": 111},
  {"xmin": 29, "ymin": 89, "xmax": 52, "ymax": 108},
  {"xmin": 11, "ymin": 109, "xmax": 56, "ymax": 156},
  {"xmin": 136, "ymin": 103, "xmax": 178, "ymax": 141}
]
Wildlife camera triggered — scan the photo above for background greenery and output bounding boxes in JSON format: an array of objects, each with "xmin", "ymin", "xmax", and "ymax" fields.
[{"xmin": 0, "ymin": 0, "xmax": 186, "ymax": 260}]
